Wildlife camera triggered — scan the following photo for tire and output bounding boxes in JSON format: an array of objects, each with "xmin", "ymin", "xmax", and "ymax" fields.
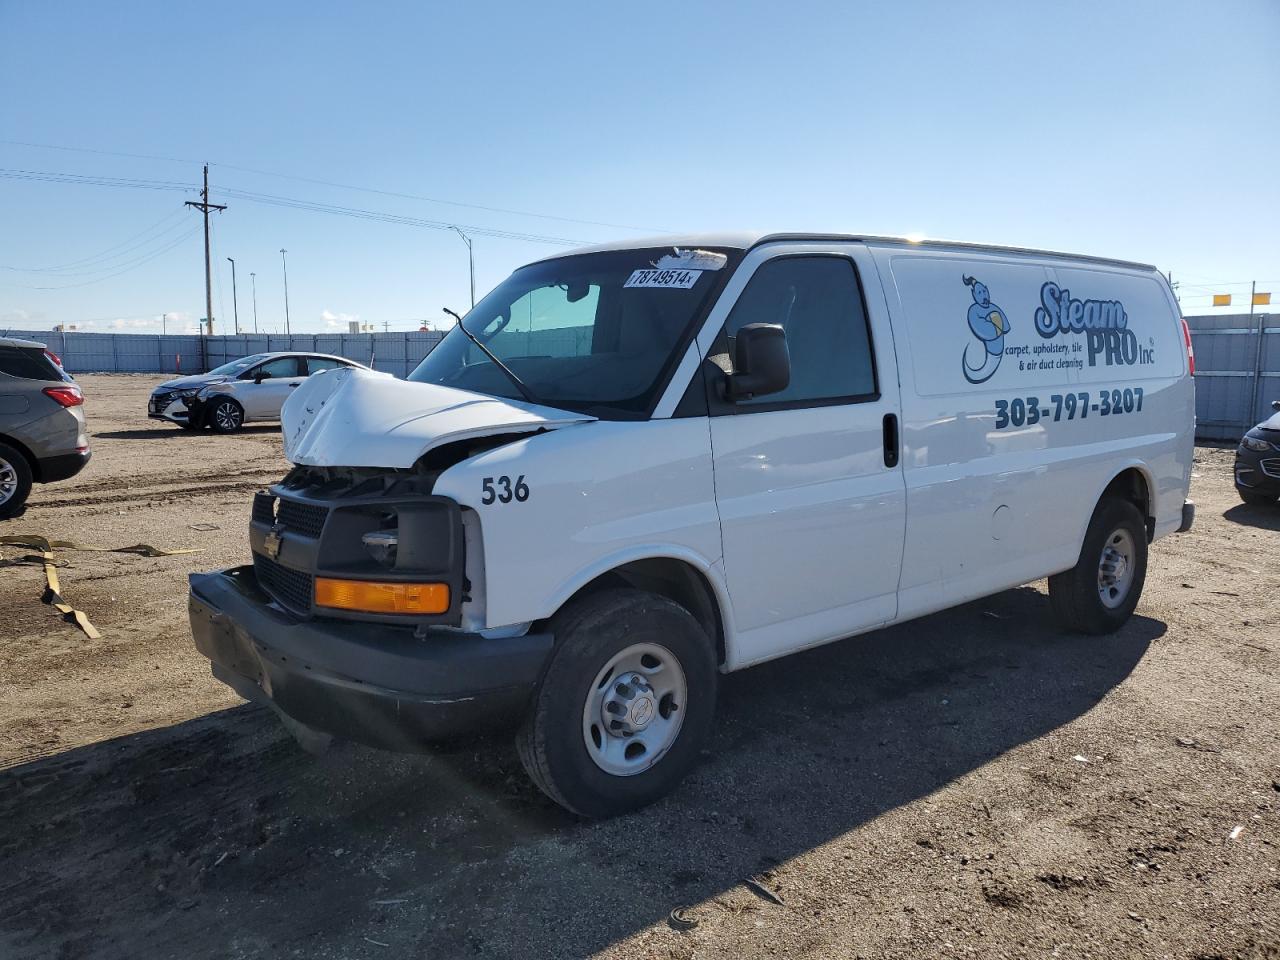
[
  {"xmin": 0, "ymin": 441, "xmax": 33, "ymax": 520},
  {"xmin": 179, "ymin": 419, "xmax": 201, "ymax": 431},
  {"xmin": 208, "ymin": 398, "xmax": 244, "ymax": 434},
  {"xmin": 1237, "ymin": 487, "xmax": 1277, "ymax": 506},
  {"xmin": 1049, "ymin": 496, "xmax": 1148, "ymax": 635},
  {"xmin": 516, "ymin": 588, "xmax": 717, "ymax": 818}
]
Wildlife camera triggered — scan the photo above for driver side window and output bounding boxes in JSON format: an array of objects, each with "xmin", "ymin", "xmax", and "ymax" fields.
[
  {"xmin": 721, "ymin": 256, "xmax": 877, "ymax": 407},
  {"xmin": 253, "ymin": 357, "xmax": 302, "ymax": 380}
]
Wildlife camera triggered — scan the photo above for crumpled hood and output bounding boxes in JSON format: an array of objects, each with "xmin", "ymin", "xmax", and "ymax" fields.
[
  {"xmin": 1258, "ymin": 409, "xmax": 1280, "ymax": 432},
  {"xmin": 157, "ymin": 374, "xmax": 229, "ymax": 390},
  {"xmin": 280, "ymin": 367, "xmax": 595, "ymax": 468}
]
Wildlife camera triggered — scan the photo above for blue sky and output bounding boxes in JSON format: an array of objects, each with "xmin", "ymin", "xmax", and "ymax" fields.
[{"xmin": 1, "ymin": 0, "xmax": 1276, "ymax": 334}]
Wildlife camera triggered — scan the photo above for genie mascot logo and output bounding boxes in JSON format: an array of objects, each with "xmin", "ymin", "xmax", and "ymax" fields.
[{"xmin": 961, "ymin": 275, "xmax": 1009, "ymax": 384}]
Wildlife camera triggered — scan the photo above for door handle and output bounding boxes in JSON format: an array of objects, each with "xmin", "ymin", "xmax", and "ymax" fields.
[{"xmin": 882, "ymin": 413, "xmax": 899, "ymax": 468}]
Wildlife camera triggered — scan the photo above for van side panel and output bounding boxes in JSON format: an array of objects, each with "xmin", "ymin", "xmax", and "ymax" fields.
[{"xmin": 869, "ymin": 244, "xmax": 1192, "ymax": 622}]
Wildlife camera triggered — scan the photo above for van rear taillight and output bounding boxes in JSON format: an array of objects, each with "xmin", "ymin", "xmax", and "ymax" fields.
[
  {"xmin": 43, "ymin": 384, "xmax": 84, "ymax": 407},
  {"xmin": 1180, "ymin": 318, "xmax": 1195, "ymax": 376}
]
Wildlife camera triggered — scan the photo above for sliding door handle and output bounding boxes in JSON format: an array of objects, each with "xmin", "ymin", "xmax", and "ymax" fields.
[{"xmin": 882, "ymin": 413, "xmax": 899, "ymax": 468}]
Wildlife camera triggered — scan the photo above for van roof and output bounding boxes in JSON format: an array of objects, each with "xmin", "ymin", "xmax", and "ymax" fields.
[{"xmin": 537, "ymin": 232, "xmax": 1157, "ymax": 272}]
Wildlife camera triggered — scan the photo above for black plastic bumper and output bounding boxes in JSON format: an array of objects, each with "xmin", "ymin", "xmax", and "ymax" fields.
[
  {"xmin": 189, "ymin": 566, "xmax": 554, "ymax": 750},
  {"xmin": 1235, "ymin": 448, "xmax": 1280, "ymax": 497},
  {"xmin": 37, "ymin": 449, "xmax": 91, "ymax": 483}
]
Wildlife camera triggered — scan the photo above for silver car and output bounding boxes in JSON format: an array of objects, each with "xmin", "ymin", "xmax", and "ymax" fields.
[
  {"xmin": 148, "ymin": 352, "xmax": 365, "ymax": 434},
  {"xmin": 0, "ymin": 337, "xmax": 90, "ymax": 519}
]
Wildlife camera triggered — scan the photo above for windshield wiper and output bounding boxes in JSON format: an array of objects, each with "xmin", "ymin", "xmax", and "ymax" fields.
[{"xmin": 443, "ymin": 307, "xmax": 538, "ymax": 405}]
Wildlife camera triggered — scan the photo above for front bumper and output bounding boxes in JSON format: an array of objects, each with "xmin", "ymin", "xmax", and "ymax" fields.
[
  {"xmin": 148, "ymin": 393, "xmax": 196, "ymax": 425},
  {"xmin": 188, "ymin": 566, "xmax": 554, "ymax": 750},
  {"xmin": 1234, "ymin": 446, "xmax": 1280, "ymax": 497},
  {"xmin": 37, "ymin": 449, "xmax": 91, "ymax": 483}
]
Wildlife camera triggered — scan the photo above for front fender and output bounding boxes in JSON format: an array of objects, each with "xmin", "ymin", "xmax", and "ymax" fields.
[{"xmin": 432, "ymin": 418, "xmax": 723, "ymax": 633}]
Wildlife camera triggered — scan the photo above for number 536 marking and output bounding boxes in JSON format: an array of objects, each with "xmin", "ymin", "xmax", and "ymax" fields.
[{"xmin": 481, "ymin": 475, "xmax": 530, "ymax": 505}]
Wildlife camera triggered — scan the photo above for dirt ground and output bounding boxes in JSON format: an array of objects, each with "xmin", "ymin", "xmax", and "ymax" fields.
[{"xmin": 1, "ymin": 373, "xmax": 1277, "ymax": 960}]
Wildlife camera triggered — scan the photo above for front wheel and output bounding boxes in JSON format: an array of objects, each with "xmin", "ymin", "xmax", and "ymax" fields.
[
  {"xmin": 516, "ymin": 588, "xmax": 717, "ymax": 818},
  {"xmin": 0, "ymin": 441, "xmax": 34, "ymax": 520},
  {"xmin": 208, "ymin": 398, "xmax": 244, "ymax": 434},
  {"xmin": 1049, "ymin": 497, "xmax": 1148, "ymax": 634}
]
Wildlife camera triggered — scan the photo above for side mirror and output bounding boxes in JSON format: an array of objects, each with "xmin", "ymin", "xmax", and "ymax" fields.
[
  {"xmin": 254, "ymin": 371, "xmax": 270, "ymax": 384},
  {"xmin": 725, "ymin": 323, "xmax": 790, "ymax": 401}
]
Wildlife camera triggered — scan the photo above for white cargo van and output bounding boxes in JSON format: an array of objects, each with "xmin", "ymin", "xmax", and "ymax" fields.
[{"xmin": 189, "ymin": 233, "xmax": 1195, "ymax": 817}]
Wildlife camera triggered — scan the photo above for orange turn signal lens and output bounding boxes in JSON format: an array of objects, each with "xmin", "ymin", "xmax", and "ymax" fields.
[{"xmin": 314, "ymin": 577, "xmax": 450, "ymax": 615}]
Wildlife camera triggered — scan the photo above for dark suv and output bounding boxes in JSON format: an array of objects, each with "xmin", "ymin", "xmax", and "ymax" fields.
[
  {"xmin": 1235, "ymin": 400, "xmax": 1280, "ymax": 505},
  {"xmin": 0, "ymin": 337, "xmax": 89, "ymax": 519}
]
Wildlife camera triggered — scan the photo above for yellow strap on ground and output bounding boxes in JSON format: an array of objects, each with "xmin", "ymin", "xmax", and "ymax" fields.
[
  {"xmin": 0, "ymin": 535, "xmax": 199, "ymax": 557},
  {"xmin": 0, "ymin": 534, "xmax": 195, "ymax": 640}
]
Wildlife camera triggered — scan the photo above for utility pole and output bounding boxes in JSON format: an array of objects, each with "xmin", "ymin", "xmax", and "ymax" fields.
[
  {"xmin": 250, "ymin": 272, "xmax": 259, "ymax": 334},
  {"xmin": 185, "ymin": 165, "xmax": 226, "ymax": 337},
  {"xmin": 280, "ymin": 248, "xmax": 291, "ymax": 335},
  {"xmin": 227, "ymin": 257, "xmax": 240, "ymax": 335},
  {"xmin": 162, "ymin": 312, "xmax": 167, "ymax": 336},
  {"xmin": 382, "ymin": 320, "xmax": 390, "ymax": 333},
  {"xmin": 450, "ymin": 226, "xmax": 475, "ymax": 308}
]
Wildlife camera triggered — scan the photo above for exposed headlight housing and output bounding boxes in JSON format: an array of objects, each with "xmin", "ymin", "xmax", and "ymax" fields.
[
  {"xmin": 361, "ymin": 529, "xmax": 399, "ymax": 568},
  {"xmin": 1241, "ymin": 435, "xmax": 1273, "ymax": 452}
]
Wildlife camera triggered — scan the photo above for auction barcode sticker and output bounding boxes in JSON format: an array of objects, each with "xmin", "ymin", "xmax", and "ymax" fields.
[{"xmin": 624, "ymin": 268, "xmax": 702, "ymax": 289}]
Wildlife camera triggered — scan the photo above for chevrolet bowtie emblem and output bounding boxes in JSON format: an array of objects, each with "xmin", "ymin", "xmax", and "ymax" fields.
[{"xmin": 263, "ymin": 523, "xmax": 284, "ymax": 560}]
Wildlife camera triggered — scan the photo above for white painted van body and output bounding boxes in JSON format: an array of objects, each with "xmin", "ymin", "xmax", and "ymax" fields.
[{"xmin": 280, "ymin": 233, "xmax": 1194, "ymax": 671}]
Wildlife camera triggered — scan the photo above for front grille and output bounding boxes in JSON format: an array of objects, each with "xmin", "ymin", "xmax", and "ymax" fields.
[
  {"xmin": 1261, "ymin": 458, "xmax": 1280, "ymax": 479},
  {"xmin": 252, "ymin": 491, "xmax": 276, "ymax": 525},
  {"xmin": 254, "ymin": 554, "xmax": 313, "ymax": 614},
  {"xmin": 277, "ymin": 499, "xmax": 327, "ymax": 538}
]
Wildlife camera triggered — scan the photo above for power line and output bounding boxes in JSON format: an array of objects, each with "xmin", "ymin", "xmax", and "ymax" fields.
[
  {"xmin": 0, "ymin": 207, "xmax": 189, "ymax": 272},
  {"xmin": 1, "ymin": 166, "xmax": 587, "ymax": 245},
  {"xmin": 2, "ymin": 226, "xmax": 201, "ymax": 290},
  {"xmin": 0, "ymin": 137, "xmax": 667, "ymax": 232},
  {"xmin": 0, "ymin": 215, "xmax": 195, "ymax": 277}
]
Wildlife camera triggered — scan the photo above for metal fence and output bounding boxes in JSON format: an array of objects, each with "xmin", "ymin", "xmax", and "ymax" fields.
[
  {"xmin": 8, "ymin": 318, "xmax": 1275, "ymax": 441},
  {"xmin": 1186, "ymin": 313, "xmax": 1278, "ymax": 442},
  {"xmin": 1, "ymin": 329, "xmax": 446, "ymax": 380}
]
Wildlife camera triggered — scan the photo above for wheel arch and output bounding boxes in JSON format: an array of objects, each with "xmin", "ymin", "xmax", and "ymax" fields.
[
  {"xmin": 544, "ymin": 548, "xmax": 733, "ymax": 669},
  {"xmin": 1091, "ymin": 462, "xmax": 1156, "ymax": 542},
  {"xmin": 0, "ymin": 432, "xmax": 39, "ymax": 482}
]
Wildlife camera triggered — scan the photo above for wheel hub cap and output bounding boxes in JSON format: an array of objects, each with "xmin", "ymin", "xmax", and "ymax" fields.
[
  {"xmin": 601, "ymin": 673, "xmax": 657, "ymax": 735},
  {"xmin": 1097, "ymin": 528, "xmax": 1136, "ymax": 609},
  {"xmin": 0, "ymin": 458, "xmax": 15, "ymax": 504},
  {"xmin": 581, "ymin": 642, "xmax": 688, "ymax": 777}
]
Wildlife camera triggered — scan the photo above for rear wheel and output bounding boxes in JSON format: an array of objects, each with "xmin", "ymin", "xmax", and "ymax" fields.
[
  {"xmin": 1049, "ymin": 497, "xmax": 1148, "ymax": 634},
  {"xmin": 209, "ymin": 398, "xmax": 244, "ymax": 434},
  {"xmin": 516, "ymin": 588, "xmax": 717, "ymax": 818},
  {"xmin": 0, "ymin": 442, "xmax": 33, "ymax": 520},
  {"xmin": 1237, "ymin": 487, "xmax": 1277, "ymax": 506}
]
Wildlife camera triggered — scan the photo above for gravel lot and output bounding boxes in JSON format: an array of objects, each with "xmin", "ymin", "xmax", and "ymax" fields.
[{"xmin": 1, "ymin": 373, "xmax": 1277, "ymax": 960}]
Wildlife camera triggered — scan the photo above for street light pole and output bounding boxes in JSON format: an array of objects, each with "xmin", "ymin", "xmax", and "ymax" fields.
[
  {"xmin": 450, "ymin": 226, "xmax": 475, "ymax": 308},
  {"xmin": 227, "ymin": 257, "xmax": 240, "ymax": 335},
  {"xmin": 162, "ymin": 312, "xmax": 167, "ymax": 336},
  {"xmin": 280, "ymin": 248, "xmax": 291, "ymax": 335},
  {"xmin": 250, "ymin": 272, "xmax": 259, "ymax": 334}
]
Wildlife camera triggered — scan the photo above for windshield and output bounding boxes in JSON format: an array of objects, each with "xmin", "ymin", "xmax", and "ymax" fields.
[
  {"xmin": 208, "ymin": 354, "xmax": 268, "ymax": 376},
  {"xmin": 408, "ymin": 247, "xmax": 738, "ymax": 417}
]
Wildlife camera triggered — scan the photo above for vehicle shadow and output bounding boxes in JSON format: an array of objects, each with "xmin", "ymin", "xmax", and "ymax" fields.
[
  {"xmin": 1223, "ymin": 502, "xmax": 1280, "ymax": 531},
  {"xmin": 0, "ymin": 587, "xmax": 1162, "ymax": 960},
  {"xmin": 92, "ymin": 426, "xmax": 281, "ymax": 440}
]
